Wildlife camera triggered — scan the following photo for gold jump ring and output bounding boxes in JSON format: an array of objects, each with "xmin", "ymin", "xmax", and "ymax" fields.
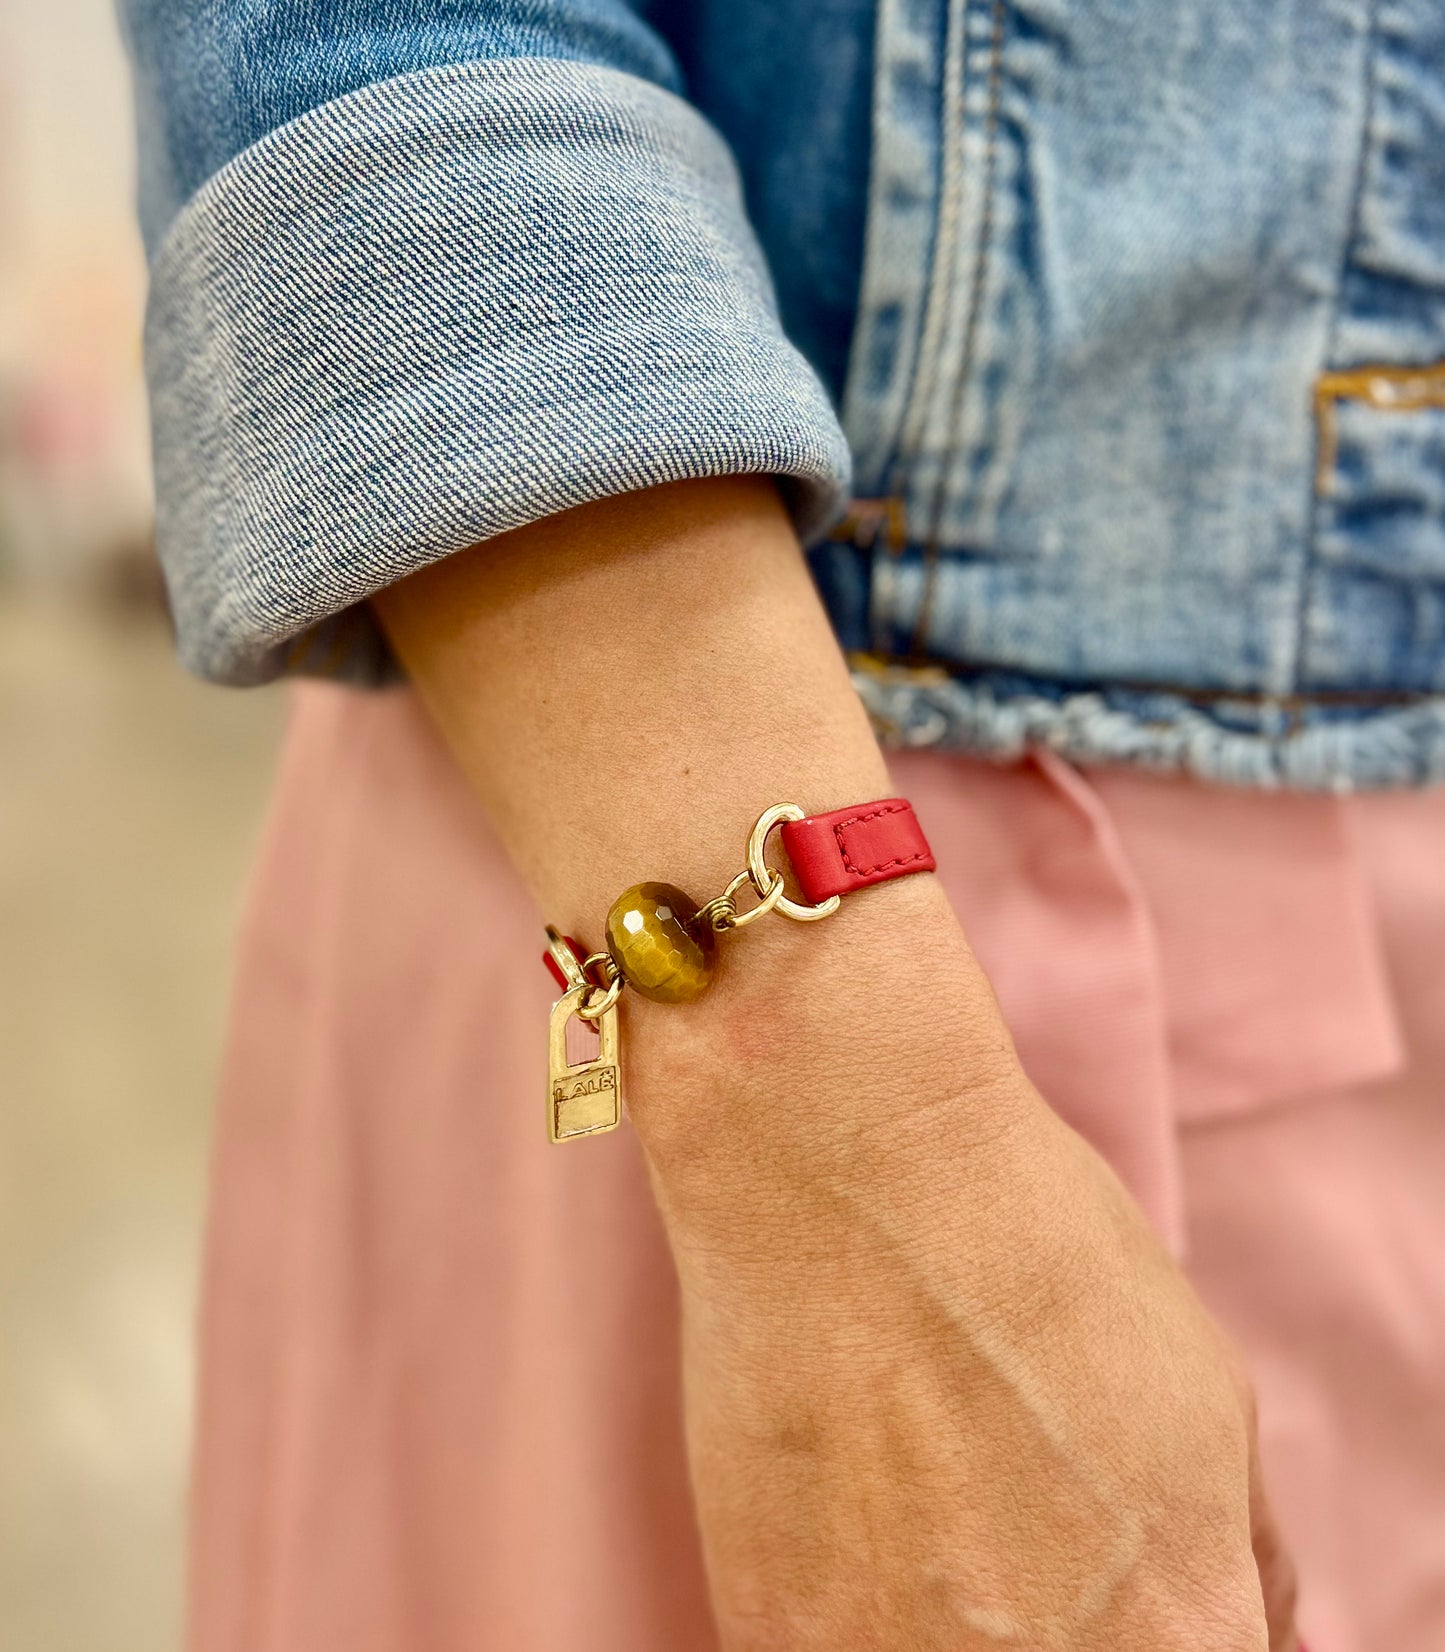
[
  {"xmin": 576, "ymin": 953, "xmax": 624, "ymax": 1021},
  {"xmin": 746, "ymin": 803, "xmax": 842, "ymax": 923}
]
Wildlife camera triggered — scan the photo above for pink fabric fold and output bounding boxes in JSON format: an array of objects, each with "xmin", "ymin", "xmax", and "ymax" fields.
[{"xmin": 892, "ymin": 747, "xmax": 1407, "ymax": 1254}]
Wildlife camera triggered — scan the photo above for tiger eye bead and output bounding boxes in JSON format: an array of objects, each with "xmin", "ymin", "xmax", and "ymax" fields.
[{"xmin": 605, "ymin": 881, "xmax": 716, "ymax": 1003}]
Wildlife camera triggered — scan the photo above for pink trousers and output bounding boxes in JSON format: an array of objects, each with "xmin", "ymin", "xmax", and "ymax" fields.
[{"xmin": 190, "ymin": 684, "xmax": 1445, "ymax": 1652}]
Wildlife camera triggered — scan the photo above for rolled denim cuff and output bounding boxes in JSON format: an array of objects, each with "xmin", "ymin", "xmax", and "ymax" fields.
[{"xmin": 145, "ymin": 58, "xmax": 853, "ymax": 685}]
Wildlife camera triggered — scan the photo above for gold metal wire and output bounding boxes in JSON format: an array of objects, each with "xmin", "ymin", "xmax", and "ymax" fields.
[{"xmin": 697, "ymin": 865, "xmax": 786, "ymax": 932}]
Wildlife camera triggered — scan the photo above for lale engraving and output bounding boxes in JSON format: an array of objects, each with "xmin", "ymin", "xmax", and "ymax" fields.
[
  {"xmin": 552, "ymin": 1062, "xmax": 619, "ymax": 1139},
  {"xmin": 554, "ymin": 1066, "xmax": 617, "ymax": 1103}
]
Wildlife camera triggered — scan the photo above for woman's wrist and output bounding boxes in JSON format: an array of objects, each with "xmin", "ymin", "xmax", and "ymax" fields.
[
  {"xmin": 370, "ymin": 476, "xmax": 1029, "ymax": 1179},
  {"xmin": 619, "ymin": 870, "xmax": 1031, "ymax": 1194}
]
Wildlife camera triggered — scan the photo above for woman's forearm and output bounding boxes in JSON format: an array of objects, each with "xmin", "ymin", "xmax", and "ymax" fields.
[{"xmin": 373, "ymin": 476, "xmax": 888, "ymax": 922}]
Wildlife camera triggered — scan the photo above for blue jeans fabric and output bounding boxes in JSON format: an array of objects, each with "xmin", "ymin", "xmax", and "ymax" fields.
[{"xmin": 120, "ymin": 0, "xmax": 1445, "ymax": 787}]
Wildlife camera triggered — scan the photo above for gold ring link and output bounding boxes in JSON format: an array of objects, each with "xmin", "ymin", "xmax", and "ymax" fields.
[
  {"xmin": 543, "ymin": 924, "xmax": 589, "ymax": 991},
  {"xmin": 746, "ymin": 803, "xmax": 842, "ymax": 923},
  {"xmin": 694, "ymin": 864, "xmax": 786, "ymax": 931},
  {"xmin": 717, "ymin": 865, "xmax": 785, "ymax": 930},
  {"xmin": 576, "ymin": 952, "xmax": 624, "ymax": 1022}
]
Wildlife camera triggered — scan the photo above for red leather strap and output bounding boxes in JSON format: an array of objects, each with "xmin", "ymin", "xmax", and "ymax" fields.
[{"xmin": 779, "ymin": 798, "xmax": 935, "ymax": 905}]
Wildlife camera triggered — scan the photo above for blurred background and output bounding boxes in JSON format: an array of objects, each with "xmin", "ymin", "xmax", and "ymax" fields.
[{"xmin": 1, "ymin": 4, "xmax": 284, "ymax": 1646}]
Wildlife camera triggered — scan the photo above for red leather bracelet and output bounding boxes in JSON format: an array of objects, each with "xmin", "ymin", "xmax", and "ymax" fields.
[
  {"xmin": 543, "ymin": 796, "xmax": 935, "ymax": 991},
  {"xmin": 540, "ymin": 797, "xmax": 936, "ymax": 1141}
]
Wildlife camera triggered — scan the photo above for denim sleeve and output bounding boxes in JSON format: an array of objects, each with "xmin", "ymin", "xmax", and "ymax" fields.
[{"xmin": 119, "ymin": 2, "xmax": 852, "ymax": 684}]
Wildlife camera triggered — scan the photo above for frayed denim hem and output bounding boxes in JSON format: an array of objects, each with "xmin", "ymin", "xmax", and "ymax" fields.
[{"xmin": 853, "ymin": 667, "xmax": 1445, "ymax": 791}]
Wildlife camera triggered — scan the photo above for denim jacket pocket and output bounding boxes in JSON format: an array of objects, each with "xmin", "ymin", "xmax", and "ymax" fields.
[{"xmin": 1305, "ymin": 372, "xmax": 1445, "ymax": 696}]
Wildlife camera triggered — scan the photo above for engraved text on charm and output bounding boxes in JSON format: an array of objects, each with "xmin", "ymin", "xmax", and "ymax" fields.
[{"xmin": 547, "ymin": 985, "xmax": 622, "ymax": 1143}]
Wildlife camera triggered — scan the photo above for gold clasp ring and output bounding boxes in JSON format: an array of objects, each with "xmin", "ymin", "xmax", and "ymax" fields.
[{"xmin": 746, "ymin": 804, "xmax": 842, "ymax": 923}]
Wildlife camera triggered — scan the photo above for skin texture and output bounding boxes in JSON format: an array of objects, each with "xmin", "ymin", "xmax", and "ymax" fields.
[{"xmin": 373, "ymin": 476, "xmax": 1299, "ymax": 1651}]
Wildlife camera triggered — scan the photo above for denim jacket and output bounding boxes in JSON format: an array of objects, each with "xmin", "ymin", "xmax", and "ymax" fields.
[{"xmin": 121, "ymin": 0, "xmax": 1445, "ymax": 789}]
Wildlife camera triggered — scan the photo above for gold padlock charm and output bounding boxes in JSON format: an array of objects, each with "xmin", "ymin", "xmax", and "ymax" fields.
[{"xmin": 547, "ymin": 985, "xmax": 622, "ymax": 1143}]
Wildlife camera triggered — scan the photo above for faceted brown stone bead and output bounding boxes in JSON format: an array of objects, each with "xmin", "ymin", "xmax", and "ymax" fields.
[{"xmin": 605, "ymin": 881, "xmax": 716, "ymax": 1003}]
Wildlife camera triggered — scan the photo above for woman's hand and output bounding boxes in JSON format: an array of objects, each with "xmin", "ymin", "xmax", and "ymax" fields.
[
  {"xmin": 624, "ymin": 876, "xmax": 1297, "ymax": 1651},
  {"xmin": 374, "ymin": 477, "xmax": 1297, "ymax": 1651}
]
